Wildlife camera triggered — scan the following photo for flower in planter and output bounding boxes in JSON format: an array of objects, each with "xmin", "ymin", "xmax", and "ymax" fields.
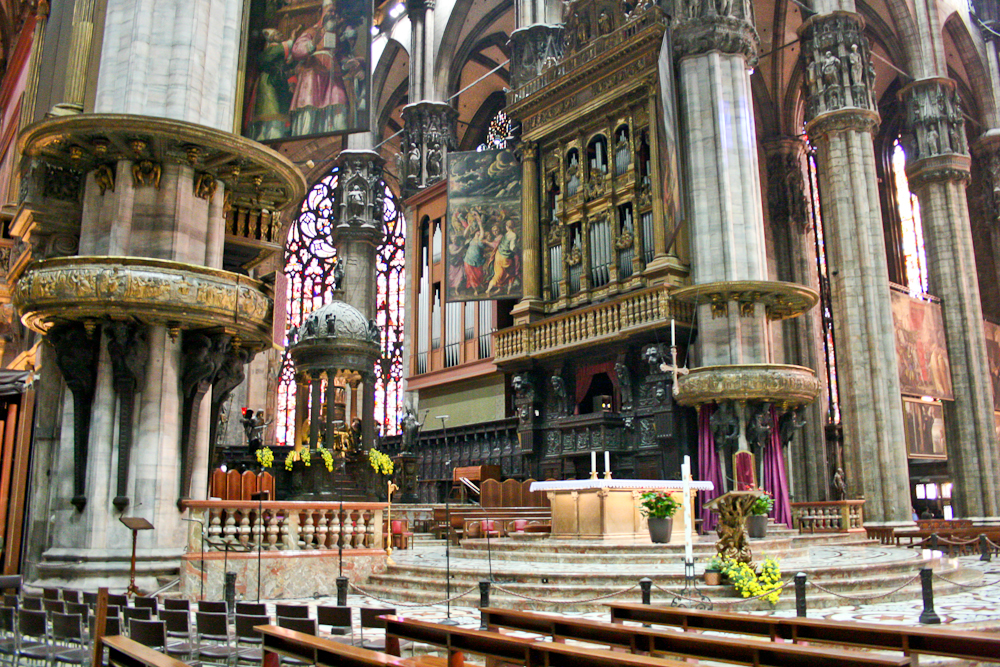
[
  {"xmin": 639, "ymin": 490, "xmax": 680, "ymax": 518},
  {"xmin": 720, "ymin": 556, "xmax": 783, "ymax": 604},
  {"xmin": 705, "ymin": 555, "xmax": 724, "ymax": 572},
  {"xmin": 747, "ymin": 486, "xmax": 774, "ymax": 516},
  {"xmin": 256, "ymin": 446, "xmax": 274, "ymax": 469}
]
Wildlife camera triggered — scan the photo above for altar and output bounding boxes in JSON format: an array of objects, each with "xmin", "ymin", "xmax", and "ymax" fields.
[{"xmin": 530, "ymin": 479, "xmax": 714, "ymax": 543}]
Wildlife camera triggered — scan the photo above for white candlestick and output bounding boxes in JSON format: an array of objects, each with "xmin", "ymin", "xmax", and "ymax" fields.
[
  {"xmin": 591, "ymin": 451, "xmax": 597, "ymax": 475},
  {"xmin": 604, "ymin": 451, "xmax": 610, "ymax": 474},
  {"xmin": 682, "ymin": 455, "xmax": 693, "ymax": 563},
  {"xmin": 671, "ymin": 319, "xmax": 676, "ymax": 348}
]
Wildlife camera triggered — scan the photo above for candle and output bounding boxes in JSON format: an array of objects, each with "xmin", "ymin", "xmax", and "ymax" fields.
[
  {"xmin": 682, "ymin": 455, "xmax": 693, "ymax": 563},
  {"xmin": 591, "ymin": 451, "xmax": 597, "ymax": 475},
  {"xmin": 604, "ymin": 451, "xmax": 611, "ymax": 474},
  {"xmin": 671, "ymin": 319, "xmax": 676, "ymax": 348}
]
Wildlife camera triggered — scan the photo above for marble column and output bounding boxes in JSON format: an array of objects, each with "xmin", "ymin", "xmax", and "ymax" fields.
[
  {"xmin": 800, "ymin": 10, "xmax": 911, "ymax": 524},
  {"xmin": 901, "ymin": 79, "xmax": 1000, "ymax": 518},
  {"xmin": 673, "ymin": 4, "xmax": 769, "ymax": 366},
  {"xmin": 512, "ymin": 140, "xmax": 543, "ymax": 323},
  {"xmin": 764, "ymin": 138, "xmax": 830, "ymax": 500}
]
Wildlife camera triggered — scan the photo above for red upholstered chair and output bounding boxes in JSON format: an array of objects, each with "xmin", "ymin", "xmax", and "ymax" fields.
[
  {"xmin": 512, "ymin": 519, "xmax": 528, "ymax": 533},
  {"xmin": 482, "ymin": 519, "xmax": 500, "ymax": 538},
  {"xmin": 390, "ymin": 520, "xmax": 413, "ymax": 550}
]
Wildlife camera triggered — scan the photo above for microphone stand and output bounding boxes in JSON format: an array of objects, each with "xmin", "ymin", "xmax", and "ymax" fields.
[{"xmin": 441, "ymin": 455, "xmax": 457, "ymax": 626}]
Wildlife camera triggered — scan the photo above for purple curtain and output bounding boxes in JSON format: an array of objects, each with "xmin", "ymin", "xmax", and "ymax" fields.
[
  {"xmin": 698, "ymin": 405, "xmax": 724, "ymax": 533},
  {"xmin": 762, "ymin": 408, "xmax": 793, "ymax": 528}
]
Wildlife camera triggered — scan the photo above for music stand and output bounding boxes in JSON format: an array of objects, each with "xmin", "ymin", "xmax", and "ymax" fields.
[{"xmin": 120, "ymin": 516, "xmax": 154, "ymax": 597}]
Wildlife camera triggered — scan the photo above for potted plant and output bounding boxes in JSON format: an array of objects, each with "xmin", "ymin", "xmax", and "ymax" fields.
[
  {"xmin": 639, "ymin": 490, "xmax": 680, "ymax": 543},
  {"xmin": 704, "ymin": 555, "xmax": 724, "ymax": 586},
  {"xmin": 720, "ymin": 556, "xmax": 783, "ymax": 605},
  {"xmin": 747, "ymin": 491, "xmax": 774, "ymax": 538}
]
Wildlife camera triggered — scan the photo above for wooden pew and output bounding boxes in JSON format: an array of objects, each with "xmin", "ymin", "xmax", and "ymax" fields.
[
  {"xmin": 105, "ymin": 636, "xmax": 190, "ymax": 667},
  {"xmin": 257, "ymin": 624, "xmax": 439, "ymax": 667},
  {"xmin": 480, "ymin": 607, "xmax": 909, "ymax": 667},
  {"xmin": 383, "ymin": 615, "xmax": 691, "ymax": 667},
  {"xmin": 605, "ymin": 603, "xmax": 1000, "ymax": 663}
]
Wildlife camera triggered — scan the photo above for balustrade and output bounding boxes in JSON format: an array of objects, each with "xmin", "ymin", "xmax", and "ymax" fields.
[
  {"xmin": 184, "ymin": 500, "xmax": 386, "ymax": 553},
  {"xmin": 790, "ymin": 500, "xmax": 865, "ymax": 534}
]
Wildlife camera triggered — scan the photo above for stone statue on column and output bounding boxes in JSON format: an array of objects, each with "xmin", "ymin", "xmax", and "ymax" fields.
[{"xmin": 401, "ymin": 102, "xmax": 458, "ymax": 195}]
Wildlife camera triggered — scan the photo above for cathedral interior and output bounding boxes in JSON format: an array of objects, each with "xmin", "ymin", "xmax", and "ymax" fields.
[{"xmin": 0, "ymin": 0, "xmax": 996, "ymax": 592}]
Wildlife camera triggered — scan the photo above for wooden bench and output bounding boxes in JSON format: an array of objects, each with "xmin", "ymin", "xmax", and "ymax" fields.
[
  {"xmin": 383, "ymin": 614, "xmax": 691, "ymax": 667},
  {"xmin": 865, "ymin": 520, "xmax": 974, "ymax": 545},
  {"xmin": 105, "ymin": 636, "xmax": 189, "ymax": 667},
  {"xmin": 605, "ymin": 603, "xmax": 1000, "ymax": 663},
  {"xmin": 258, "ymin": 624, "xmax": 444, "ymax": 667},
  {"xmin": 481, "ymin": 607, "xmax": 908, "ymax": 667},
  {"xmin": 892, "ymin": 525, "xmax": 1000, "ymax": 555}
]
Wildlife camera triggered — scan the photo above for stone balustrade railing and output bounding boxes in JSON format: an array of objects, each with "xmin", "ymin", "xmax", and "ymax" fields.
[
  {"xmin": 183, "ymin": 500, "xmax": 387, "ymax": 552},
  {"xmin": 494, "ymin": 285, "xmax": 693, "ymax": 363},
  {"xmin": 790, "ymin": 500, "xmax": 865, "ymax": 534}
]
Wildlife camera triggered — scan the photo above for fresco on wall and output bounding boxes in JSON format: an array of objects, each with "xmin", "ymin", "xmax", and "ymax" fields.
[
  {"xmin": 445, "ymin": 149, "xmax": 523, "ymax": 302},
  {"xmin": 242, "ymin": 0, "xmax": 370, "ymax": 141},
  {"xmin": 891, "ymin": 291, "xmax": 953, "ymax": 400}
]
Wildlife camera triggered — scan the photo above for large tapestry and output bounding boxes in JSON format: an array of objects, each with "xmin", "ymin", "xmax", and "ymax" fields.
[
  {"xmin": 985, "ymin": 320, "xmax": 1000, "ymax": 408},
  {"xmin": 902, "ymin": 398, "xmax": 947, "ymax": 459},
  {"xmin": 242, "ymin": 0, "xmax": 371, "ymax": 142},
  {"xmin": 891, "ymin": 290, "xmax": 953, "ymax": 400},
  {"xmin": 446, "ymin": 149, "xmax": 522, "ymax": 301}
]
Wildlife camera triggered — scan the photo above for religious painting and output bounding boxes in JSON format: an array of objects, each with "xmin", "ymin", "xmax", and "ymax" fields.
[
  {"xmin": 984, "ymin": 320, "xmax": 1000, "ymax": 409},
  {"xmin": 241, "ymin": 0, "xmax": 371, "ymax": 142},
  {"xmin": 445, "ymin": 149, "xmax": 523, "ymax": 302},
  {"xmin": 902, "ymin": 398, "xmax": 947, "ymax": 459},
  {"xmin": 890, "ymin": 290, "xmax": 953, "ymax": 400}
]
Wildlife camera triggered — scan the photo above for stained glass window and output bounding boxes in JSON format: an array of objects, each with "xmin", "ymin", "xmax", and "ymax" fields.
[
  {"xmin": 275, "ymin": 169, "xmax": 406, "ymax": 446},
  {"xmin": 892, "ymin": 140, "xmax": 929, "ymax": 295},
  {"xmin": 477, "ymin": 110, "xmax": 510, "ymax": 151}
]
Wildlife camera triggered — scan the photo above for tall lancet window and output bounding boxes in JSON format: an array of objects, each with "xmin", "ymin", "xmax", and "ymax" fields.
[
  {"xmin": 477, "ymin": 110, "xmax": 510, "ymax": 151},
  {"xmin": 892, "ymin": 140, "xmax": 929, "ymax": 295},
  {"xmin": 276, "ymin": 169, "xmax": 406, "ymax": 446}
]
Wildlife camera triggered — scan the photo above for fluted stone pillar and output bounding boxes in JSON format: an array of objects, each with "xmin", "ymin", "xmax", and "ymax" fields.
[
  {"xmin": 800, "ymin": 11, "xmax": 911, "ymax": 524},
  {"xmin": 765, "ymin": 138, "xmax": 830, "ymax": 500},
  {"xmin": 673, "ymin": 4, "xmax": 769, "ymax": 366},
  {"xmin": 901, "ymin": 79, "xmax": 1000, "ymax": 518}
]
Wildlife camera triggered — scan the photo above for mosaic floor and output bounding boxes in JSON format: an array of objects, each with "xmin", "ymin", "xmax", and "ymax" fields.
[{"xmin": 254, "ymin": 544, "xmax": 1000, "ymax": 629}]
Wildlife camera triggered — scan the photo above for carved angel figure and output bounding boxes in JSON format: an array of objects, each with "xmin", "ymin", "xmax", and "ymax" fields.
[{"xmin": 132, "ymin": 160, "xmax": 162, "ymax": 189}]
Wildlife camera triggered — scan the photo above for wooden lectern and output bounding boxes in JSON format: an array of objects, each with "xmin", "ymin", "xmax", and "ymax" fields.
[
  {"xmin": 703, "ymin": 490, "xmax": 762, "ymax": 565},
  {"xmin": 119, "ymin": 516, "xmax": 154, "ymax": 597}
]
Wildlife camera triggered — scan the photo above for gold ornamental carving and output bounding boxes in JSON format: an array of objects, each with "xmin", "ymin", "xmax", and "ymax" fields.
[
  {"xmin": 13, "ymin": 257, "xmax": 273, "ymax": 349},
  {"xmin": 674, "ymin": 364, "xmax": 822, "ymax": 409},
  {"xmin": 670, "ymin": 280, "xmax": 819, "ymax": 321}
]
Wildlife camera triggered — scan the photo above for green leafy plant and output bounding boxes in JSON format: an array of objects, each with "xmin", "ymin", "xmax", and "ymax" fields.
[
  {"xmin": 749, "ymin": 490, "xmax": 774, "ymax": 516},
  {"xmin": 638, "ymin": 490, "xmax": 680, "ymax": 519},
  {"xmin": 368, "ymin": 448, "xmax": 394, "ymax": 475},
  {"xmin": 256, "ymin": 446, "xmax": 274, "ymax": 469},
  {"xmin": 720, "ymin": 556, "xmax": 783, "ymax": 605},
  {"xmin": 705, "ymin": 555, "xmax": 724, "ymax": 572}
]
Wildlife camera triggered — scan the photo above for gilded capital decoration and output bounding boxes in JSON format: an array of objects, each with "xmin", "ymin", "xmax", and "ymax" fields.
[
  {"xmin": 898, "ymin": 78, "xmax": 968, "ymax": 162},
  {"xmin": 800, "ymin": 12, "xmax": 878, "ymax": 126},
  {"xmin": 401, "ymin": 102, "xmax": 458, "ymax": 194},
  {"xmin": 673, "ymin": 364, "xmax": 823, "ymax": 409},
  {"xmin": 13, "ymin": 256, "xmax": 273, "ymax": 349},
  {"xmin": 671, "ymin": 280, "xmax": 819, "ymax": 321},
  {"xmin": 510, "ymin": 25, "xmax": 565, "ymax": 90}
]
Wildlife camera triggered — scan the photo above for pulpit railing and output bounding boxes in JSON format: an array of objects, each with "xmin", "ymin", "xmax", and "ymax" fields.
[
  {"xmin": 182, "ymin": 500, "xmax": 386, "ymax": 552},
  {"xmin": 790, "ymin": 499, "xmax": 865, "ymax": 533}
]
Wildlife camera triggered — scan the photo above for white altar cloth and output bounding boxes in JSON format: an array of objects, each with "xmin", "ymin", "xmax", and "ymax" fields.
[{"xmin": 530, "ymin": 479, "xmax": 714, "ymax": 492}]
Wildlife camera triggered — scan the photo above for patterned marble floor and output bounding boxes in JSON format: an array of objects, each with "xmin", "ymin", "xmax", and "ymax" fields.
[{"xmin": 257, "ymin": 545, "xmax": 1000, "ymax": 629}]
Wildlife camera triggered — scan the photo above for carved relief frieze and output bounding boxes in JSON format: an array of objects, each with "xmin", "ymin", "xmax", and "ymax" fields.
[
  {"xmin": 801, "ymin": 13, "xmax": 877, "ymax": 124},
  {"xmin": 674, "ymin": 364, "xmax": 823, "ymax": 408}
]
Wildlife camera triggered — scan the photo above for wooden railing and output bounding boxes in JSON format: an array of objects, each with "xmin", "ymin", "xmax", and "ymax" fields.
[
  {"xmin": 790, "ymin": 500, "xmax": 865, "ymax": 533},
  {"xmin": 494, "ymin": 284, "xmax": 693, "ymax": 363},
  {"xmin": 182, "ymin": 500, "xmax": 386, "ymax": 552}
]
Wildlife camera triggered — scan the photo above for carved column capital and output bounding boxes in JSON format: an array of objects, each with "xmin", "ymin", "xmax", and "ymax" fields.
[
  {"xmin": 401, "ymin": 102, "xmax": 458, "ymax": 195},
  {"xmin": 800, "ymin": 12, "xmax": 878, "ymax": 126},
  {"xmin": 509, "ymin": 24, "xmax": 565, "ymax": 90},
  {"xmin": 406, "ymin": 0, "xmax": 434, "ymax": 12},
  {"xmin": 332, "ymin": 150, "xmax": 386, "ymax": 243},
  {"xmin": 972, "ymin": 129, "xmax": 1000, "ymax": 225},
  {"xmin": 673, "ymin": 15, "xmax": 760, "ymax": 65},
  {"xmin": 898, "ymin": 78, "xmax": 968, "ymax": 164}
]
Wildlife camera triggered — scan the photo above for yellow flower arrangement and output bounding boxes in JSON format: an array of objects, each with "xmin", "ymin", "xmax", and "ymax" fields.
[
  {"xmin": 285, "ymin": 450, "xmax": 296, "ymax": 471},
  {"xmin": 300, "ymin": 448, "xmax": 311, "ymax": 467},
  {"xmin": 368, "ymin": 448, "xmax": 394, "ymax": 475},
  {"xmin": 316, "ymin": 445, "xmax": 335, "ymax": 472},
  {"xmin": 256, "ymin": 446, "xmax": 274, "ymax": 469},
  {"xmin": 720, "ymin": 556, "xmax": 783, "ymax": 605}
]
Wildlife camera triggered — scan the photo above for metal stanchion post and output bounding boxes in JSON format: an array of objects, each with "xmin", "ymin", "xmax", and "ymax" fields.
[
  {"xmin": 794, "ymin": 572, "xmax": 807, "ymax": 617},
  {"xmin": 479, "ymin": 581, "xmax": 491, "ymax": 630},
  {"xmin": 980, "ymin": 534, "xmax": 991, "ymax": 562},
  {"xmin": 336, "ymin": 576, "xmax": 348, "ymax": 607},
  {"xmin": 640, "ymin": 578, "xmax": 652, "ymax": 605},
  {"xmin": 918, "ymin": 568, "xmax": 941, "ymax": 624}
]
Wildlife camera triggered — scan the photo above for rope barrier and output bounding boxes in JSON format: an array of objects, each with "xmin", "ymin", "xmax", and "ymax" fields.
[
  {"xmin": 348, "ymin": 582, "xmax": 479, "ymax": 607},
  {"xmin": 931, "ymin": 572, "xmax": 1000, "ymax": 589},
  {"xmin": 650, "ymin": 579, "xmax": 793, "ymax": 605},
  {"xmin": 491, "ymin": 582, "xmax": 639, "ymax": 604},
  {"xmin": 805, "ymin": 573, "xmax": 921, "ymax": 602}
]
